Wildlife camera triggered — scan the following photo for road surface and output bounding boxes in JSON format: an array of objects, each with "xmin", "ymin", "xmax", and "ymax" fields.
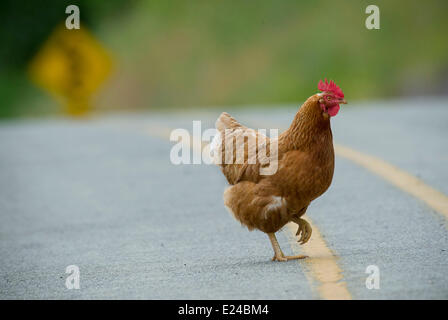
[{"xmin": 0, "ymin": 97, "xmax": 447, "ymax": 299}]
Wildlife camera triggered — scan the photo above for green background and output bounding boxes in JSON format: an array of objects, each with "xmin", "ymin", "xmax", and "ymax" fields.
[{"xmin": 1, "ymin": 0, "xmax": 447, "ymax": 117}]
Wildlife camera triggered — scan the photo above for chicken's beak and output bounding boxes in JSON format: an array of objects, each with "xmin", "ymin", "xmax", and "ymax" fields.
[{"xmin": 339, "ymin": 98, "xmax": 347, "ymax": 104}]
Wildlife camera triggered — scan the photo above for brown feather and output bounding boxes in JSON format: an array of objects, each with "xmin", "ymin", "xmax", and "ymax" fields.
[{"xmin": 215, "ymin": 94, "xmax": 335, "ymax": 233}]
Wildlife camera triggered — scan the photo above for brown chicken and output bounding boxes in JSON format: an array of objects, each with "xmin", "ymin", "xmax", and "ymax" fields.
[{"xmin": 211, "ymin": 79, "xmax": 346, "ymax": 261}]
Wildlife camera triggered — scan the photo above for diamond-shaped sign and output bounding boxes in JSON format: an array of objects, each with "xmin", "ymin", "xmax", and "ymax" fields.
[{"xmin": 29, "ymin": 24, "xmax": 112, "ymax": 116}]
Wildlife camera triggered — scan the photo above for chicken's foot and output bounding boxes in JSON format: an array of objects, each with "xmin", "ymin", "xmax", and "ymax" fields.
[
  {"xmin": 268, "ymin": 233, "xmax": 307, "ymax": 262},
  {"xmin": 292, "ymin": 217, "xmax": 312, "ymax": 245}
]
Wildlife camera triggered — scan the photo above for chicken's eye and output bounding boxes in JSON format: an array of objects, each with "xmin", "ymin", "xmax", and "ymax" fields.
[{"xmin": 326, "ymin": 96, "xmax": 331, "ymax": 101}]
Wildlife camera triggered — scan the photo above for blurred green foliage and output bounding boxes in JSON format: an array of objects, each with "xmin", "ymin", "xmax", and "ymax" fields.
[{"xmin": 1, "ymin": 0, "xmax": 447, "ymax": 117}]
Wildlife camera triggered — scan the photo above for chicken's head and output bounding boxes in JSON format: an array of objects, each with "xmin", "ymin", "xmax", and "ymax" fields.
[{"xmin": 317, "ymin": 79, "xmax": 347, "ymax": 117}]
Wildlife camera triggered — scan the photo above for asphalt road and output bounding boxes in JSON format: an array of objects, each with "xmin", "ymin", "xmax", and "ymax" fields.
[{"xmin": 0, "ymin": 97, "xmax": 447, "ymax": 299}]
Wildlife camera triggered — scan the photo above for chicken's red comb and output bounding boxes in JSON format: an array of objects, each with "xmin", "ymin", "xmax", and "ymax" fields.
[{"xmin": 318, "ymin": 79, "xmax": 344, "ymax": 98}]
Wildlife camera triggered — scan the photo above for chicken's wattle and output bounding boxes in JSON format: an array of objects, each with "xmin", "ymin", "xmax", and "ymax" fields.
[{"xmin": 327, "ymin": 104, "xmax": 340, "ymax": 117}]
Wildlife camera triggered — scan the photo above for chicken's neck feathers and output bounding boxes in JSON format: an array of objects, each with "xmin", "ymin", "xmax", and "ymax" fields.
[{"xmin": 280, "ymin": 95, "xmax": 332, "ymax": 151}]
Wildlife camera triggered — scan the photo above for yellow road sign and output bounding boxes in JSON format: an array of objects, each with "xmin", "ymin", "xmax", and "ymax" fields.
[{"xmin": 29, "ymin": 24, "xmax": 112, "ymax": 116}]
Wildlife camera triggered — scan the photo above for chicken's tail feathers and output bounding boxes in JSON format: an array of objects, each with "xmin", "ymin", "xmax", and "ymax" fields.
[
  {"xmin": 215, "ymin": 112, "xmax": 242, "ymax": 132},
  {"xmin": 211, "ymin": 112, "xmax": 243, "ymax": 168}
]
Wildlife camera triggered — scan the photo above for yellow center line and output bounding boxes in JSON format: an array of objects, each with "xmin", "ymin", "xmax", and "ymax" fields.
[
  {"xmin": 334, "ymin": 144, "xmax": 448, "ymax": 220},
  {"xmin": 285, "ymin": 220, "xmax": 352, "ymax": 300},
  {"xmin": 144, "ymin": 125, "xmax": 174, "ymax": 140}
]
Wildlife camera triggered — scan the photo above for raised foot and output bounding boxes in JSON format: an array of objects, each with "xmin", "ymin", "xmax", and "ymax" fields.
[
  {"xmin": 296, "ymin": 218, "xmax": 312, "ymax": 245},
  {"xmin": 272, "ymin": 254, "xmax": 308, "ymax": 262}
]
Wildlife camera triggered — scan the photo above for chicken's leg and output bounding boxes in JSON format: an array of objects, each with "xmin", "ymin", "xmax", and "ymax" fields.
[
  {"xmin": 291, "ymin": 217, "xmax": 312, "ymax": 245},
  {"xmin": 268, "ymin": 233, "xmax": 307, "ymax": 262}
]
